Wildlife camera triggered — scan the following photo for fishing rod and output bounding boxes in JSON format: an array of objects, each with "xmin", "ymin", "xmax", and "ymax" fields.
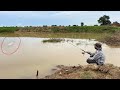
[{"xmin": 67, "ymin": 41, "xmax": 87, "ymax": 55}]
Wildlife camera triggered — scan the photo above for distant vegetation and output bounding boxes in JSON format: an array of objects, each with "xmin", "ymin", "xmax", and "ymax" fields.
[
  {"xmin": 0, "ymin": 15, "xmax": 120, "ymax": 34},
  {"xmin": 0, "ymin": 27, "xmax": 19, "ymax": 33},
  {"xmin": 18, "ymin": 26, "xmax": 120, "ymax": 33},
  {"xmin": 0, "ymin": 26, "xmax": 120, "ymax": 33},
  {"xmin": 81, "ymin": 22, "xmax": 84, "ymax": 26}
]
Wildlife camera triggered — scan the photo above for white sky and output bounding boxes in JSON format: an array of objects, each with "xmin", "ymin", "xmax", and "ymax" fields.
[{"xmin": 0, "ymin": 11, "xmax": 120, "ymax": 26}]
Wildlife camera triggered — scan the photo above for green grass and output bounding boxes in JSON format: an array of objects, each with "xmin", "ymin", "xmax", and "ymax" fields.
[
  {"xmin": 0, "ymin": 27, "xmax": 19, "ymax": 33},
  {"xmin": 0, "ymin": 26, "xmax": 120, "ymax": 33},
  {"xmin": 49, "ymin": 26, "xmax": 120, "ymax": 33},
  {"xmin": 42, "ymin": 38, "xmax": 64, "ymax": 43},
  {"xmin": 80, "ymin": 71, "xmax": 93, "ymax": 79},
  {"xmin": 64, "ymin": 26, "xmax": 120, "ymax": 33},
  {"xmin": 0, "ymin": 32, "xmax": 111, "ymax": 40}
]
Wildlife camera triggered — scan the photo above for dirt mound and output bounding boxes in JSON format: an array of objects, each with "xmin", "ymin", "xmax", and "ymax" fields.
[
  {"xmin": 101, "ymin": 33, "xmax": 120, "ymax": 46},
  {"xmin": 43, "ymin": 64, "xmax": 120, "ymax": 79}
]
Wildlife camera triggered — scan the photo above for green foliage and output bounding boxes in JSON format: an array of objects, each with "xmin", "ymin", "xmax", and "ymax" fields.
[
  {"xmin": 51, "ymin": 27, "xmax": 60, "ymax": 32},
  {"xmin": 98, "ymin": 15, "xmax": 111, "ymax": 25},
  {"xmin": 94, "ymin": 25, "xmax": 98, "ymax": 26},
  {"xmin": 0, "ymin": 27, "xmax": 19, "ymax": 33},
  {"xmin": 81, "ymin": 22, "xmax": 84, "ymax": 26},
  {"xmin": 73, "ymin": 25, "xmax": 78, "ymax": 26},
  {"xmin": 80, "ymin": 71, "xmax": 93, "ymax": 79},
  {"xmin": 42, "ymin": 38, "xmax": 63, "ymax": 43},
  {"xmin": 65, "ymin": 26, "xmax": 120, "ymax": 33},
  {"xmin": 0, "ymin": 26, "xmax": 119, "ymax": 33},
  {"xmin": 113, "ymin": 21, "xmax": 119, "ymax": 25}
]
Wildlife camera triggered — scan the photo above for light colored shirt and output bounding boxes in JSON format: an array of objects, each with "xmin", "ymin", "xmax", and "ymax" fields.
[{"xmin": 88, "ymin": 49, "xmax": 105, "ymax": 65}]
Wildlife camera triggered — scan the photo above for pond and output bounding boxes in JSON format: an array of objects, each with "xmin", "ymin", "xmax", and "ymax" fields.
[{"xmin": 0, "ymin": 37, "xmax": 120, "ymax": 79}]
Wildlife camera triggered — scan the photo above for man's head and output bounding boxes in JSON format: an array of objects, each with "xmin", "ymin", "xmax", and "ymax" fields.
[{"xmin": 94, "ymin": 43, "xmax": 102, "ymax": 50}]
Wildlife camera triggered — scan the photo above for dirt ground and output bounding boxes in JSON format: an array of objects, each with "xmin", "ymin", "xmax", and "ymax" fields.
[{"xmin": 43, "ymin": 64, "xmax": 120, "ymax": 79}]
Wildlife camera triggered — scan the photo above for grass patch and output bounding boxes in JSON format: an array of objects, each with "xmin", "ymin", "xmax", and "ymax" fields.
[
  {"xmin": 51, "ymin": 26, "xmax": 120, "ymax": 33},
  {"xmin": 0, "ymin": 26, "xmax": 120, "ymax": 33},
  {"xmin": 0, "ymin": 32, "xmax": 111, "ymax": 41},
  {"xmin": 80, "ymin": 71, "xmax": 93, "ymax": 79},
  {"xmin": 42, "ymin": 38, "xmax": 64, "ymax": 43},
  {"xmin": 17, "ymin": 26, "xmax": 120, "ymax": 33},
  {"xmin": 0, "ymin": 27, "xmax": 19, "ymax": 33}
]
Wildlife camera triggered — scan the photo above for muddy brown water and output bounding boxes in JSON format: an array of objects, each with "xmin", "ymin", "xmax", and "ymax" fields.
[{"xmin": 0, "ymin": 37, "xmax": 119, "ymax": 79}]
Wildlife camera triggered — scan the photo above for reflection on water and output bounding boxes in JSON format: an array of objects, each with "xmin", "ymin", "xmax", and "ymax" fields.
[{"xmin": 0, "ymin": 37, "xmax": 120, "ymax": 79}]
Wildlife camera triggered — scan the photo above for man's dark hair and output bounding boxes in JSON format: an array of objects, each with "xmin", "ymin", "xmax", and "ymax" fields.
[{"xmin": 94, "ymin": 43, "xmax": 102, "ymax": 49}]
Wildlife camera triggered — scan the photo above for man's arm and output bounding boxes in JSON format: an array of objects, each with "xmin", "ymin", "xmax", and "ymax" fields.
[
  {"xmin": 86, "ymin": 51, "xmax": 95, "ymax": 57},
  {"xmin": 89, "ymin": 52, "xmax": 101, "ymax": 61}
]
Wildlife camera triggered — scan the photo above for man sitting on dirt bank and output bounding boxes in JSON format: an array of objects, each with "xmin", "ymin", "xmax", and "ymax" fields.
[{"xmin": 86, "ymin": 43, "xmax": 105, "ymax": 65}]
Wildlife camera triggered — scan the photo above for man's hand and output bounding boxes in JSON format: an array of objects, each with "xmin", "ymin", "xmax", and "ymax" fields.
[
  {"xmin": 85, "ymin": 51, "xmax": 91, "ymax": 54},
  {"xmin": 81, "ymin": 50, "xmax": 93, "ymax": 56},
  {"xmin": 82, "ymin": 51, "xmax": 90, "ymax": 55}
]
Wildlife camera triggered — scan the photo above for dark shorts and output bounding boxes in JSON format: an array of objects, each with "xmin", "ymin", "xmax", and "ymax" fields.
[
  {"xmin": 87, "ymin": 59, "xmax": 96, "ymax": 63},
  {"xmin": 86, "ymin": 58, "xmax": 104, "ymax": 65},
  {"xmin": 86, "ymin": 58, "xmax": 99, "ymax": 65}
]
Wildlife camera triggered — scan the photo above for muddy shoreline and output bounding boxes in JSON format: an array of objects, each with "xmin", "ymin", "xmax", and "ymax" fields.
[
  {"xmin": 99, "ymin": 32, "xmax": 120, "ymax": 46},
  {"xmin": 43, "ymin": 64, "xmax": 120, "ymax": 79}
]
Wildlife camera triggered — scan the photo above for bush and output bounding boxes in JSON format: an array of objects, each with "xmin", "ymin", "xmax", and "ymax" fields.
[
  {"xmin": 42, "ymin": 38, "xmax": 64, "ymax": 43},
  {"xmin": 0, "ymin": 27, "xmax": 19, "ymax": 33},
  {"xmin": 51, "ymin": 27, "xmax": 60, "ymax": 32}
]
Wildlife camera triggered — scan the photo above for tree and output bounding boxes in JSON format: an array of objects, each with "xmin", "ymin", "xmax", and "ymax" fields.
[
  {"xmin": 51, "ymin": 25, "xmax": 57, "ymax": 27},
  {"xmin": 81, "ymin": 22, "xmax": 84, "ymax": 26},
  {"xmin": 43, "ymin": 25, "xmax": 47, "ymax": 27},
  {"xmin": 94, "ymin": 25, "xmax": 98, "ymax": 26},
  {"xmin": 113, "ymin": 21, "xmax": 119, "ymax": 25},
  {"xmin": 98, "ymin": 15, "xmax": 111, "ymax": 25},
  {"xmin": 73, "ymin": 25, "xmax": 77, "ymax": 26},
  {"xmin": 112, "ymin": 21, "xmax": 120, "ymax": 26},
  {"xmin": 73, "ymin": 25, "xmax": 78, "ymax": 26}
]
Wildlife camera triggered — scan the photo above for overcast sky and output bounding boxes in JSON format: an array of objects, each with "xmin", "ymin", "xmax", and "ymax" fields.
[{"xmin": 0, "ymin": 11, "xmax": 120, "ymax": 26}]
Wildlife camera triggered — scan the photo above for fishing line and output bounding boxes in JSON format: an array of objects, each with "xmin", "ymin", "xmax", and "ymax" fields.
[{"xmin": 67, "ymin": 41, "xmax": 86, "ymax": 53}]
